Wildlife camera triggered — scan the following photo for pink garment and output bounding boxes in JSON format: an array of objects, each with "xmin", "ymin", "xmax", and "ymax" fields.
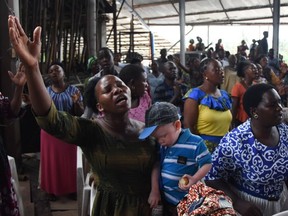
[
  {"xmin": 128, "ymin": 91, "xmax": 151, "ymax": 122},
  {"xmin": 40, "ymin": 130, "xmax": 76, "ymax": 195}
]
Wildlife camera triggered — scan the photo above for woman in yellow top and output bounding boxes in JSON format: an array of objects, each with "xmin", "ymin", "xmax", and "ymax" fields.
[{"xmin": 183, "ymin": 58, "xmax": 232, "ymax": 152}]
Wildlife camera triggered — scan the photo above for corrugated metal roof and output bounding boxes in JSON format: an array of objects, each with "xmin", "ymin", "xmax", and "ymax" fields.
[{"xmin": 105, "ymin": 0, "xmax": 288, "ymax": 60}]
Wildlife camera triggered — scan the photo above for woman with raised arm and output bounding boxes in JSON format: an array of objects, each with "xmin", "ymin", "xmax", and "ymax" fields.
[
  {"xmin": 8, "ymin": 15, "xmax": 160, "ymax": 215},
  {"xmin": 0, "ymin": 62, "xmax": 26, "ymax": 216}
]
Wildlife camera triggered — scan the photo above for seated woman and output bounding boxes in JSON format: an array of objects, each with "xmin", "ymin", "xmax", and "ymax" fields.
[{"xmin": 205, "ymin": 83, "xmax": 288, "ymax": 216}]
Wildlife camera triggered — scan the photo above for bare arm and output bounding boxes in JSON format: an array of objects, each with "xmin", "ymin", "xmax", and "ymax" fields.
[
  {"xmin": 179, "ymin": 163, "xmax": 212, "ymax": 190},
  {"xmin": 148, "ymin": 161, "xmax": 161, "ymax": 208},
  {"xmin": 71, "ymin": 90, "xmax": 84, "ymax": 116},
  {"xmin": 8, "ymin": 15, "xmax": 51, "ymax": 116},
  {"xmin": 183, "ymin": 98, "xmax": 199, "ymax": 134},
  {"xmin": 205, "ymin": 179, "xmax": 262, "ymax": 216}
]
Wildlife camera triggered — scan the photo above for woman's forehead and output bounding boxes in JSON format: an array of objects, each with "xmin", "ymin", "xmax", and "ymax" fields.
[{"xmin": 260, "ymin": 89, "xmax": 279, "ymax": 103}]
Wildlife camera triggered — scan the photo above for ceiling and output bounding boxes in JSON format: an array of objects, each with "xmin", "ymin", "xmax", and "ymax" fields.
[{"xmin": 104, "ymin": 0, "xmax": 288, "ymax": 60}]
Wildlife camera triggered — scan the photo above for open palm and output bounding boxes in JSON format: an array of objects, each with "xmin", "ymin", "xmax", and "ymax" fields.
[
  {"xmin": 8, "ymin": 69, "xmax": 26, "ymax": 87},
  {"xmin": 8, "ymin": 15, "xmax": 41, "ymax": 68}
]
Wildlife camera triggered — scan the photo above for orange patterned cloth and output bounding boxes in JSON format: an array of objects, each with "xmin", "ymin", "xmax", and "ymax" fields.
[{"xmin": 177, "ymin": 182, "xmax": 236, "ymax": 216}]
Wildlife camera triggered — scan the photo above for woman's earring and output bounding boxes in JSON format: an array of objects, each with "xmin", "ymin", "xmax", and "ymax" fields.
[
  {"xmin": 205, "ymin": 77, "xmax": 208, "ymax": 80},
  {"xmin": 253, "ymin": 113, "xmax": 259, "ymax": 119}
]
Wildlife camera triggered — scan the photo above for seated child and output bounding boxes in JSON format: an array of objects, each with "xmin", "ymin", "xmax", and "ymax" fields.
[{"xmin": 139, "ymin": 102, "xmax": 212, "ymax": 216}]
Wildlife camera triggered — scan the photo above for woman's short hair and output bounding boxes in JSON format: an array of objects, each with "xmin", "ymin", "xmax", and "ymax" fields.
[
  {"xmin": 83, "ymin": 77, "xmax": 101, "ymax": 113},
  {"xmin": 236, "ymin": 61, "xmax": 251, "ymax": 78},
  {"xmin": 243, "ymin": 83, "xmax": 275, "ymax": 117},
  {"xmin": 119, "ymin": 64, "xmax": 145, "ymax": 85},
  {"xmin": 199, "ymin": 58, "xmax": 215, "ymax": 74}
]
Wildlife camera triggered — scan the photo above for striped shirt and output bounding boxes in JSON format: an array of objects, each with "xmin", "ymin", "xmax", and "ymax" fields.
[{"xmin": 160, "ymin": 129, "xmax": 211, "ymax": 205}]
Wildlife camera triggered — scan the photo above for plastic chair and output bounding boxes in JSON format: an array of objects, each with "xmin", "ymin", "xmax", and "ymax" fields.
[
  {"xmin": 89, "ymin": 181, "xmax": 97, "ymax": 215},
  {"xmin": 273, "ymin": 211, "xmax": 288, "ymax": 216},
  {"xmin": 8, "ymin": 156, "xmax": 24, "ymax": 216},
  {"xmin": 77, "ymin": 147, "xmax": 93, "ymax": 216}
]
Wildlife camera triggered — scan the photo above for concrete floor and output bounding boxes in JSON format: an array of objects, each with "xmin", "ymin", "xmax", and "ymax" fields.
[{"xmin": 18, "ymin": 154, "xmax": 78, "ymax": 216}]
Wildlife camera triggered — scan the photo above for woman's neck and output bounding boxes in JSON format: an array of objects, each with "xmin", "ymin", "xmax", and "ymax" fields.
[
  {"xmin": 131, "ymin": 96, "xmax": 140, "ymax": 108},
  {"xmin": 98, "ymin": 113, "xmax": 141, "ymax": 140},
  {"xmin": 200, "ymin": 82, "xmax": 222, "ymax": 98},
  {"xmin": 201, "ymin": 82, "xmax": 218, "ymax": 94},
  {"xmin": 251, "ymin": 121, "xmax": 279, "ymax": 147},
  {"xmin": 52, "ymin": 81, "xmax": 66, "ymax": 92},
  {"xmin": 242, "ymin": 78, "xmax": 253, "ymax": 89},
  {"xmin": 101, "ymin": 112, "xmax": 130, "ymax": 131}
]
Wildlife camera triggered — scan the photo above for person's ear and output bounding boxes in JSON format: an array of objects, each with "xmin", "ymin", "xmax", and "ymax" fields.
[
  {"xmin": 174, "ymin": 119, "xmax": 182, "ymax": 131},
  {"xmin": 96, "ymin": 102, "xmax": 104, "ymax": 112},
  {"xmin": 250, "ymin": 107, "xmax": 258, "ymax": 118}
]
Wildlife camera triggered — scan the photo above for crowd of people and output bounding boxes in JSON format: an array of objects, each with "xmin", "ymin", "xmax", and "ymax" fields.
[{"xmin": 2, "ymin": 15, "xmax": 288, "ymax": 216}]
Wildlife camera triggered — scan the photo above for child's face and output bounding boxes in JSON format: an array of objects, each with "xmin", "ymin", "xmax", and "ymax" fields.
[{"xmin": 152, "ymin": 120, "xmax": 181, "ymax": 147}]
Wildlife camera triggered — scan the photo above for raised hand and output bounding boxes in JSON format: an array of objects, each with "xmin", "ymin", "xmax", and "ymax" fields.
[
  {"xmin": 8, "ymin": 63, "xmax": 27, "ymax": 87},
  {"xmin": 71, "ymin": 90, "xmax": 81, "ymax": 103},
  {"xmin": 8, "ymin": 15, "xmax": 41, "ymax": 68}
]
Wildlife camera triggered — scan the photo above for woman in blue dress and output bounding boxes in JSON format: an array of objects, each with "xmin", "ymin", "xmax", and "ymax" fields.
[
  {"xmin": 40, "ymin": 62, "xmax": 84, "ymax": 200},
  {"xmin": 205, "ymin": 83, "xmax": 288, "ymax": 216}
]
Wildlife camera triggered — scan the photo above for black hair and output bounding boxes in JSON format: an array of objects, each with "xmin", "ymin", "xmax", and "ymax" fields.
[
  {"xmin": 119, "ymin": 64, "xmax": 145, "ymax": 85},
  {"xmin": 130, "ymin": 58, "xmax": 142, "ymax": 64},
  {"xmin": 47, "ymin": 61, "xmax": 65, "ymax": 72},
  {"xmin": 97, "ymin": 47, "xmax": 114, "ymax": 60},
  {"xmin": 83, "ymin": 77, "xmax": 101, "ymax": 114},
  {"xmin": 243, "ymin": 83, "xmax": 274, "ymax": 117},
  {"xmin": 255, "ymin": 54, "xmax": 267, "ymax": 64},
  {"xmin": 236, "ymin": 61, "xmax": 251, "ymax": 78},
  {"xmin": 199, "ymin": 58, "xmax": 215, "ymax": 74}
]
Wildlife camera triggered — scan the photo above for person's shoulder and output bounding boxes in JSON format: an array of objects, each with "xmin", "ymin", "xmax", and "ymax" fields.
[
  {"xmin": 183, "ymin": 87, "xmax": 204, "ymax": 100},
  {"xmin": 130, "ymin": 118, "xmax": 145, "ymax": 131},
  {"xmin": 178, "ymin": 128, "xmax": 203, "ymax": 143}
]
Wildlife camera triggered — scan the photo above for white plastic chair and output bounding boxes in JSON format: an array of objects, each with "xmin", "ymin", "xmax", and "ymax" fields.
[
  {"xmin": 77, "ymin": 147, "xmax": 94, "ymax": 216},
  {"xmin": 273, "ymin": 211, "xmax": 288, "ymax": 216},
  {"xmin": 8, "ymin": 156, "xmax": 24, "ymax": 216},
  {"xmin": 89, "ymin": 181, "xmax": 97, "ymax": 215}
]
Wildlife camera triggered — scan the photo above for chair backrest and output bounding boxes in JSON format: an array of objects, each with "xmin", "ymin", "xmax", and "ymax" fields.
[
  {"xmin": 273, "ymin": 211, "xmax": 288, "ymax": 216},
  {"xmin": 8, "ymin": 156, "xmax": 24, "ymax": 216},
  {"xmin": 77, "ymin": 147, "xmax": 85, "ymax": 215}
]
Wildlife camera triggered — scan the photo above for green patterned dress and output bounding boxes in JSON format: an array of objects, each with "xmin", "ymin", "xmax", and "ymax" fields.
[{"xmin": 36, "ymin": 103, "xmax": 157, "ymax": 216}]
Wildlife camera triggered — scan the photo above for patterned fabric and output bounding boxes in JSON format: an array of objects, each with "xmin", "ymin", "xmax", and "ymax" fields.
[
  {"xmin": 47, "ymin": 85, "xmax": 83, "ymax": 112},
  {"xmin": 0, "ymin": 140, "xmax": 19, "ymax": 216},
  {"xmin": 128, "ymin": 91, "xmax": 151, "ymax": 122},
  {"xmin": 206, "ymin": 119, "xmax": 288, "ymax": 201},
  {"xmin": 160, "ymin": 129, "xmax": 211, "ymax": 205},
  {"xmin": 177, "ymin": 182, "xmax": 236, "ymax": 216},
  {"xmin": 36, "ymin": 103, "xmax": 157, "ymax": 216},
  {"xmin": 183, "ymin": 87, "xmax": 231, "ymax": 112},
  {"xmin": 0, "ymin": 95, "xmax": 19, "ymax": 216}
]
